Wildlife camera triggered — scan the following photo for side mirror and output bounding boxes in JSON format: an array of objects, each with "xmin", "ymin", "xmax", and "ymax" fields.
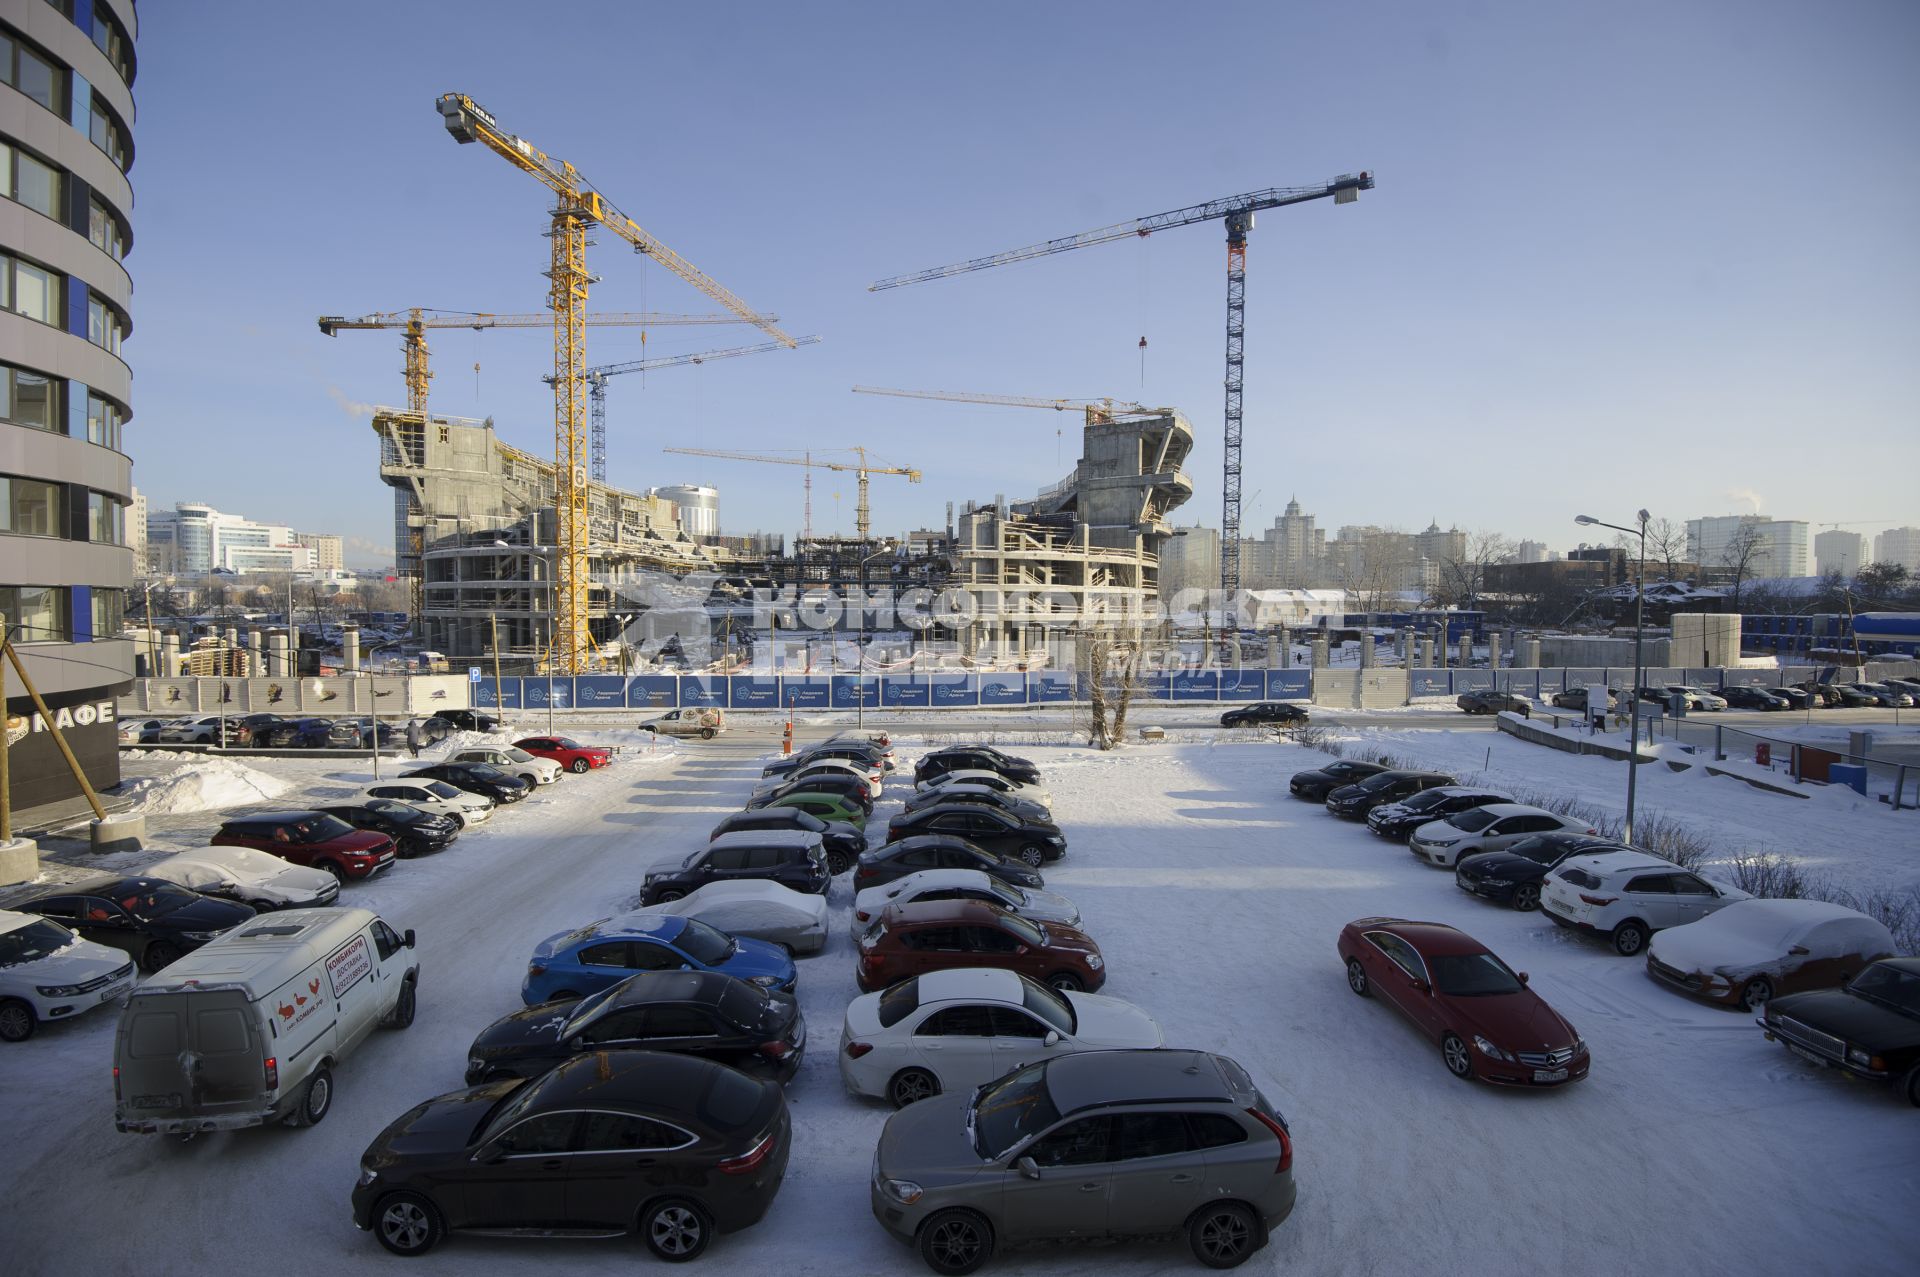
[
  {"xmin": 680, "ymin": 964, "xmax": 693, "ymax": 972},
  {"xmin": 1043, "ymin": 1030, "xmax": 1061, "ymax": 1047},
  {"xmin": 1788, "ymin": 945, "xmax": 1810, "ymax": 957},
  {"xmin": 403, "ymin": 929, "xmax": 417, "ymax": 950},
  {"xmin": 1410, "ymin": 979, "xmax": 1430, "ymax": 995},
  {"xmin": 1016, "ymin": 1156, "xmax": 1041, "ymax": 1180},
  {"xmin": 473, "ymin": 1142, "xmax": 506, "ymax": 1165},
  {"xmin": 1517, "ymin": 971, "xmax": 1529, "ymax": 984}
]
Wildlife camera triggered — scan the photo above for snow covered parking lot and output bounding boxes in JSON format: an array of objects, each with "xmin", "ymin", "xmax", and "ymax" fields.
[{"xmin": 1, "ymin": 732, "xmax": 1914, "ymax": 1275}]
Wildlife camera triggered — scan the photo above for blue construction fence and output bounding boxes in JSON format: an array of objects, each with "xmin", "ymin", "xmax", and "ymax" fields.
[
  {"xmin": 1405, "ymin": 666, "xmax": 1825, "ymax": 698},
  {"xmin": 475, "ymin": 669, "xmax": 1317, "ymax": 711}
]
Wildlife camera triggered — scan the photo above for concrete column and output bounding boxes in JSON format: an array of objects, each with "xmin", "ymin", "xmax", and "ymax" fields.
[
  {"xmin": 1458, "ymin": 634, "xmax": 1473, "ymax": 668},
  {"xmin": 1310, "ymin": 637, "xmax": 1329, "ymax": 668},
  {"xmin": 1434, "ymin": 629, "xmax": 1447, "ymax": 668},
  {"xmin": 1520, "ymin": 635, "xmax": 1541, "ymax": 668},
  {"xmin": 249, "ymin": 628, "xmax": 265, "ymax": 672},
  {"xmin": 1265, "ymin": 633, "xmax": 1280, "ymax": 668},
  {"xmin": 159, "ymin": 631, "xmax": 180, "ymax": 676},
  {"xmin": 1279, "ymin": 628, "xmax": 1292, "ymax": 668},
  {"xmin": 269, "ymin": 629, "xmax": 290, "ymax": 677},
  {"xmin": 1489, "ymin": 629, "xmax": 1503, "ymax": 670},
  {"xmin": 1419, "ymin": 636, "xmax": 1435, "ymax": 667},
  {"xmin": 1401, "ymin": 628, "xmax": 1416, "ymax": 667},
  {"xmin": 1359, "ymin": 632, "xmax": 1376, "ymax": 668},
  {"xmin": 343, "ymin": 624, "xmax": 362, "ymax": 673}
]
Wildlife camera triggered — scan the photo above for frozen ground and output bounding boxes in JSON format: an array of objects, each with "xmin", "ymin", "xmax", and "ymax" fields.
[{"xmin": 1, "ymin": 731, "xmax": 1914, "ymax": 1275}]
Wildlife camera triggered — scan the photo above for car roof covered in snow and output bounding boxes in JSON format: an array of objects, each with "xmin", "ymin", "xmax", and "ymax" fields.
[
  {"xmin": 708, "ymin": 829, "xmax": 823, "ymax": 852},
  {"xmin": 1556, "ymin": 849, "xmax": 1677, "ymax": 878},
  {"xmin": 881, "ymin": 899, "xmax": 1005, "ymax": 927},
  {"xmin": 1650, "ymin": 898, "xmax": 1897, "ymax": 972},
  {"xmin": 917, "ymin": 967, "xmax": 1025, "ymax": 1005}
]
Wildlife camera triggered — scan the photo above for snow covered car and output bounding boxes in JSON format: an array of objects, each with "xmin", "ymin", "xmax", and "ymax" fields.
[
  {"xmin": 626, "ymin": 881, "xmax": 830, "ymax": 955},
  {"xmin": 751, "ymin": 759, "xmax": 881, "ymax": 803},
  {"xmin": 838, "ymin": 967, "xmax": 1163, "ymax": 1107},
  {"xmin": 1407, "ymin": 804, "xmax": 1598, "ymax": 868},
  {"xmin": 448, "ymin": 745, "xmax": 561, "ymax": 787},
  {"xmin": 852, "ymin": 868, "xmax": 1080, "ymax": 929},
  {"xmin": 359, "ymin": 778, "xmax": 492, "ymax": 828},
  {"xmin": 0, "ymin": 910, "xmax": 137, "ymax": 1042},
  {"xmin": 1541, "ymin": 851, "xmax": 1751, "ymax": 956},
  {"xmin": 145, "ymin": 846, "xmax": 341, "ymax": 911},
  {"xmin": 913, "ymin": 767, "xmax": 1052, "ymax": 810},
  {"xmin": 1645, "ymin": 899, "xmax": 1898, "ymax": 1010}
]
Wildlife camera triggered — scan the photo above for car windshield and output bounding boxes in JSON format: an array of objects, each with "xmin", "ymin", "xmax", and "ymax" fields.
[
  {"xmin": 1356, "ymin": 772, "xmax": 1402, "ymax": 792},
  {"xmin": 504, "ymin": 748, "xmax": 535, "ymax": 762},
  {"xmin": 554, "ymin": 738, "xmax": 585, "ymax": 750},
  {"xmin": 1430, "ymin": 952, "xmax": 1526, "ymax": 996},
  {"xmin": 365, "ymin": 801, "xmax": 425, "ymax": 825},
  {"xmin": 674, "ymin": 918, "xmax": 735, "ymax": 966},
  {"xmin": 294, "ymin": 815, "xmax": 356, "ymax": 843},
  {"xmin": 972, "ymin": 1062, "xmax": 1061, "ymax": 1160},
  {"xmin": 561, "ymin": 983, "xmax": 627, "ymax": 1034},
  {"xmin": 475, "ymin": 1076, "xmax": 550, "ymax": 1147},
  {"xmin": 463, "ymin": 764, "xmax": 505, "ymax": 780},
  {"xmin": 424, "ymin": 781, "xmax": 463, "ymax": 799},
  {"xmin": 113, "ymin": 883, "xmax": 201, "ymax": 921},
  {"xmin": 1019, "ymin": 977, "xmax": 1075, "ymax": 1034},
  {"xmin": 876, "ymin": 978, "xmax": 919, "ymax": 1027},
  {"xmin": 1447, "ymin": 809, "xmax": 1501, "ymax": 833},
  {"xmin": 1847, "ymin": 964, "xmax": 1920, "ymax": 1017},
  {"xmin": 0, "ymin": 919, "xmax": 78, "ymax": 966},
  {"xmin": 717, "ymin": 980, "xmax": 776, "ymax": 1030},
  {"xmin": 1401, "ymin": 789, "xmax": 1451, "ymax": 813},
  {"xmin": 985, "ymin": 878, "xmax": 1023, "ymax": 907},
  {"xmin": 1001, "ymin": 914, "xmax": 1046, "ymax": 948}
]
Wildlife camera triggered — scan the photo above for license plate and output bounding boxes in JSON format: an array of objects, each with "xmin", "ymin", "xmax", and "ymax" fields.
[
  {"xmin": 101, "ymin": 984, "xmax": 128, "ymax": 1002},
  {"xmin": 1533, "ymin": 1068, "xmax": 1568, "ymax": 1083},
  {"xmin": 1787, "ymin": 1043, "xmax": 1827, "ymax": 1067}
]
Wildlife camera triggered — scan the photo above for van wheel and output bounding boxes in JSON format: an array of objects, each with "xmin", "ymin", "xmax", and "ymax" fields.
[
  {"xmin": 919, "ymin": 1208, "xmax": 993, "ymax": 1276},
  {"xmin": 700, "ymin": 727, "xmax": 716, "ymax": 740},
  {"xmin": 571, "ymin": 758, "xmax": 591, "ymax": 774},
  {"xmin": 1611, "ymin": 920, "xmax": 1649, "ymax": 956},
  {"xmin": 290, "ymin": 1066, "xmax": 333, "ymax": 1127},
  {"xmin": 142, "ymin": 942, "xmax": 182, "ymax": 973},
  {"xmin": 0, "ymin": 999, "xmax": 35, "ymax": 1043},
  {"xmin": 386, "ymin": 978, "xmax": 417, "ymax": 1029},
  {"xmin": 1190, "ymin": 1200, "xmax": 1261, "ymax": 1268},
  {"xmin": 641, "ymin": 1197, "xmax": 712, "ymax": 1262},
  {"xmin": 374, "ymin": 1191, "xmax": 444, "ymax": 1256}
]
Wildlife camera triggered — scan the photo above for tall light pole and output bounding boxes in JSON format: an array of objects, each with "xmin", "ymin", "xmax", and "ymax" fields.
[
  {"xmin": 1575, "ymin": 510, "xmax": 1650, "ymax": 845},
  {"xmin": 857, "ymin": 545, "xmax": 895, "ymax": 732},
  {"xmin": 365, "ymin": 638, "xmax": 404, "ymax": 781}
]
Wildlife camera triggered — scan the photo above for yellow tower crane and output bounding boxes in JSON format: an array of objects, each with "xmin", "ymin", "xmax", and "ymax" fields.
[
  {"xmin": 318, "ymin": 308, "xmax": 775, "ymax": 415},
  {"xmin": 436, "ymin": 92, "xmax": 796, "ymax": 674},
  {"xmin": 661, "ymin": 447, "xmax": 920, "ymax": 542}
]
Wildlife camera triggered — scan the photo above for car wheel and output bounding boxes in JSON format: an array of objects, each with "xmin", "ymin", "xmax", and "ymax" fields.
[
  {"xmin": 1442, "ymin": 1032, "xmax": 1475, "ymax": 1080},
  {"xmin": 373, "ymin": 1191, "xmax": 444, "ymax": 1256},
  {"xmin": 1019, "ymin": 845, "xmax": 1047, "ymax": 868},
  {"xmin": 248, "ymin": 899, "xmax": 278, "ymax": 913},
  {"xmin": 918, "ymin": 1207, "xmax": 993, "ymax": 1276},
  {"xmin": 641, "ymin": 1197, "xmax": 712, "ymax": 1263},
  {"xmin": 570, "ymin": 758, "xmax": 591, "ymax": 774},
  {"xmin": 1345, "ymin": 958, "xmax": 1370, "ymax": 997},
  {"xmin": 1045, "ymin": 971, "xmax": 1084, "ymax": 993},
  {"xmin": 827, "ymin": 852, "xmax": 852, "ymax": 876},
  {"xmin": 656, "ymin": 888, "xmax": 686, "ymax": 903},
  {"xmin": 1511, "ymin": 883, "xmax": 1541, "ymax": 912},
  {"xmin": 1904, "ymin": 1066, "xmax": 1920, "ymax": 1109},
  {"xmin": 1611, "ymin": 920, "xmax": 1649, "ymax": 956},
  {"xmin": 1189, "ymin": 1200, "xmax": 1260, "ymax": 1269},
  {"xmin": 890, "ymin": 1068, "xmax": 941, "ymax": 1108},
  {"xmin": 0, "ymin": 998, "xmax": 36, "ymax": 1043},
  {"xmin": 142, "ymin": 941, "xmax": 182, "ymax": 973},
  {"xmin": 291, "ymin": 1065, "xmax": 333, "ymax": 1127},
  {"xmin": 447, "ymin": 812, "xmax": 467, "ymax": 830},
  {"xmin": 385, "ymin": 978, "xmax": 417, "ymax": 1030},
  {"xmin": 320, "ymin": 862, "xmax": 348, "ymax": 886},
  {"xmin": 700, "ymin": 727, "xmax": 716, "ymax": 740},
  {"xmin": 1739, "ymin": 976, "xmax": 1773, "ymax": 1011}
]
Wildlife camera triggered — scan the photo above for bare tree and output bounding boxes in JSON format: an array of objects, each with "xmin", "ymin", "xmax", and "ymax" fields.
[
  {"xmin": 1644, "ymin": 517, "xmax": 1686, "ymax": 582},
  {"xmin": 1432, "ymin": 531, "xmax": 1516, "ymax": 610},
  {"xmin": 1078, "ymin": 625, "xmax": 1145, "ymax": 750},
  {"xmin": 1718, "ymin": 522, "xmax": 1768, "ymax": 612}
]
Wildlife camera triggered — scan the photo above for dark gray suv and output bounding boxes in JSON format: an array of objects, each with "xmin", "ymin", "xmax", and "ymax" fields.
[{"xmin": 870, "ymin": 1049, "xmax": 1295, "ymax": 1273}]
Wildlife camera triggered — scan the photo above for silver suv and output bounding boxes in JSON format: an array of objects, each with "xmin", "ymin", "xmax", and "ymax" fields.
[{"xmin": 870, "ymin": 1048, "xmax": 1295, "ymax": 1273}]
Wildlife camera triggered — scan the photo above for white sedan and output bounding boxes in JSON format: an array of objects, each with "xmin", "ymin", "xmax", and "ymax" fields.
[
  {"xmin": 915, "ymin": 768, "xmax": 1053, "ymax": 810},
  {"xmin": 145, "ymin": 846, "xmax": 340, "ymax": 911},
  {"xmin": 623, "ymin": 880, "xmax": 830, "ymax": 955},
  {"xmin": 1408, "ymin": 803, "xmax": 1598, "ymax": 867},
  {"xmin": 0, "ymin": 910, "xmax": 138, "ymax": 1042},
  {"xmin": 359, "ymin": 779, "xmax": 492, "ymax": 827},
  {"xmin": 449, "ymin": 745, "xmax": 562, "ymax": 787},
  {"xmin": 853, "ymin": 868, "xmax": 1081, "ymax": 929},
  {"xmin": 839, "ymin": 967, "xmax": 1164, "ymax": 1107}
]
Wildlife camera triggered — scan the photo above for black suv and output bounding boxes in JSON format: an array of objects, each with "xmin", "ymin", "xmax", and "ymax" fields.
[
  {"xmin": 433, "ymin": 708, "xmax": 499, "ymax": 732},
  {"xmin": 763, "ymin": 742, "xmax": 887, "ymax": 781},
  {"xmin": 745, "ymin": 771, "xmax": 873, "ymax": 815},
  {"xmin": 1456, "ymin": 690, "xmax": 1531, "ymax": 716},
  {"xmin": 709, "ymin": 808, "xmax": 863, "ymax": 875},
  {"xmin": 853, "ymin": 834, "xmax": 1044, "ymax": 893},
  {"xmin": 900, "ymin": 785, "xmax": 1050, "ymax": 824},
  {"xmin": 885, "ymin": 803, "xmax": 1065, "ymax": 868},
  {"xmin": 1325, "ymin": 770, "xmax": 1457, "ymax": 818},
  {"xmin": 1760, "ymin": 958, "xmax": 1920, "ymax": 1107},
  {"xmin": 913, "ymin": 746, "xmax": 1040, "ymax": 786},
  {"xmin": 403, "ymin": 762, "xmax": 531, "ymax": 804},
  {"xmin": 21, "ymin": 875, "xmax": 256, "ymax": 972},
  {"xmin": 318, "ymin": 799, "xmax": 460, "ymax": 857},
  {"xmin": 465, "ymin": 970, "xmax": 805, "ymax": 1086},
  {"xmin": 641, "ymin": 830, "xmax": 830, "ymax": 905},
  {"xmin": 1220, "ymin": 701, "xmax": 1309, "ymax": 728},
  {"xmin": 1288, "ymin": 759, "xmax": 1388, "ymax": 801},
  {"xmin": 1453, "ymin": 833, "xmax": 1630, "ymax": 912},
  {"xmin": 1719, "ymin": 685, "xmax": 1789, "ymax": 711},
  {"xmin": 1366, "ymin": 787, "xmax": 1512, "ymax": 841}
]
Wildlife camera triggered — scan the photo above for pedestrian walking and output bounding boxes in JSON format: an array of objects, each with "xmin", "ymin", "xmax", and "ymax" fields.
[{"xmin": 405, "ymin": 717, "xmax": 423, "ymax": 758}]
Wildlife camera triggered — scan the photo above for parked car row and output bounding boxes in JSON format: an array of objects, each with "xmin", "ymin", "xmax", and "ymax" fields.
[{"xmin": 122, "ymin": 708, "xmax": 500, "ymax": 750}]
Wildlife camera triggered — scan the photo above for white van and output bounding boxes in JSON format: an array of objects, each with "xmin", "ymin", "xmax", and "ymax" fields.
[{"xmin": 113, "ymin": 908, "xmax": 418, "ymax": 1135}]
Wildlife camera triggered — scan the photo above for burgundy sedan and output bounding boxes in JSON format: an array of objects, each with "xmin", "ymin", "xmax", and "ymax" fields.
[
  {"xmin": 512, "ymin": 735, "xmax": 612, "ymax": 773},
  {"xmin": 1337, "ymin": 917, "xmax": 1589, "ymax": 1087}
]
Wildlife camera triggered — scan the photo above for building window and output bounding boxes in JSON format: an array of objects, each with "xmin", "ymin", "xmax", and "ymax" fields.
[
  {"xmin": 2, "ymin": 364, "xmax": 61, "ymax": 431},
  {"xmin": 87, "ymin": 294, "xmax": 124, "ymax": 354},
  {"xmin": 88, "ymin": 490, "xmax": 121, "ymax": 543},
  {"xmin": 2, "ymin": 474, "xmax": 65, "ymax": 536},
  {"xmin": 1, "ymin": 27, "xmax": 66, "ymax": 114},
  {"xmin": 89, "ymin": 94, "xmax": 128, "ymax": 171},
  {"xmin": 90, "ymin": 6, "xmax": 132, "ymax": 86},
  {"xmin": 88, "ymin": 197, "xmax": 127, "ymax": 259},
  {"xmin": 91, "ymin": 585, "xmax": 123, "ymax": 638},
  {"xmin": 86, "ymin": 392, "xmax": 122, "ymax": 448},
  {"xmin": 3, "ymin": 253, "xmax": 62, "ymax": 325},
  {"xmin": 1, "ymin": 140, "xmax": 63, "ymax": 220},
  {"xmin": 0, "ymin": 584, "xmax": 69, "ymax": 642}
]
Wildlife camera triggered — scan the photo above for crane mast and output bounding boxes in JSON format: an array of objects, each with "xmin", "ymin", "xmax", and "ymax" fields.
[{"xmin": 661, "ymin": 446, "xmax": 921, "ymax": 541}]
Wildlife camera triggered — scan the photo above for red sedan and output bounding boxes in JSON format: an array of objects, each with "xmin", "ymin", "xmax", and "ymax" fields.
[
  {"xmin": 512, "ymin": 735, "xmax": 612, "ymax": 774},
  {"xmin": 1337, "ymin": 917, "xmax": 1589, "ymax": 1087}
]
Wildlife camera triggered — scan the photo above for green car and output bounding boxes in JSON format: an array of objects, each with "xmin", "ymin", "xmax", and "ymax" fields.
[{"xmin": 763, "ymin": 791, "xmax": 867, "ymax": 828}]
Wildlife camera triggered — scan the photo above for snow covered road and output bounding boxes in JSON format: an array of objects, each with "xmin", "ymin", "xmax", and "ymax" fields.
[{"xmin": 1, "ymin": 736, "xmax": 1913, "ymax": 1275}]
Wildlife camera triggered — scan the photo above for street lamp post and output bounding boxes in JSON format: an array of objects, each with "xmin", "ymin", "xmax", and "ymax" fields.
[
  {"xmin": 857, "ymin": 545, "xmax": 894, "ymax": 733},
  {"xmin": 365, "ymin": 638, "xmax": 405, "ymax": 781},
  {"xmin": 1575, "ymin": 510, "xmax": 1650, "ymax": 845}
]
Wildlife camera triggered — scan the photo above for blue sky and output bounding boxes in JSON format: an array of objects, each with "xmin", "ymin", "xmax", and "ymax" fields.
[{"xmin": 126, "ymin": 0, "xmax": 1919, "ymax": 565}]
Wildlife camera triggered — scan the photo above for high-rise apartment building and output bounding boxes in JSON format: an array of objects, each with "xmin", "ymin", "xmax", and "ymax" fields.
[
  {"xmin": 1814, "ymin": 529, "xmax": 1863, "ymax": 578},
  {"xmin": 1874, "ymin": 526, "xmax": 1920, "ymax": 573},
  {"xmin": 1686, "ymin": 515, "xmax": 1810, "ymax": 578},
  {"xmin": 291, "ymin": 531, "xmax": 344, "ymax": 571},
  {"xmin": 1, "ymin": 0, "xmax": 138, "ymax": 821}
]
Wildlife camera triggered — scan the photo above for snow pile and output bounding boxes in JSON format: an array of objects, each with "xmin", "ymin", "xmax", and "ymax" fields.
[{"xmin": 122, "ymin": 757, "xmax": 292, "ymax": 814}]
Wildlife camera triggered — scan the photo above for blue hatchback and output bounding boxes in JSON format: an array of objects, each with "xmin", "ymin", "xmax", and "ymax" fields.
[{"xmin": 521, "ymin": 913, "xmax": 798, "ymax": 1006}]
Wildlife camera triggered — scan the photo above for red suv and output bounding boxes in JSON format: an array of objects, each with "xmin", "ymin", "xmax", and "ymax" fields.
[
  {"xmin": 856, "ymin": 899, "xmax": 1106, "ymax": 994},
  {"xmin": 210, "ymin": 810, "xmax": 397, "ymax": 883},
  {"xmin": 513, "ymin": 736, "xmax": 612, "ymax": 774}
]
